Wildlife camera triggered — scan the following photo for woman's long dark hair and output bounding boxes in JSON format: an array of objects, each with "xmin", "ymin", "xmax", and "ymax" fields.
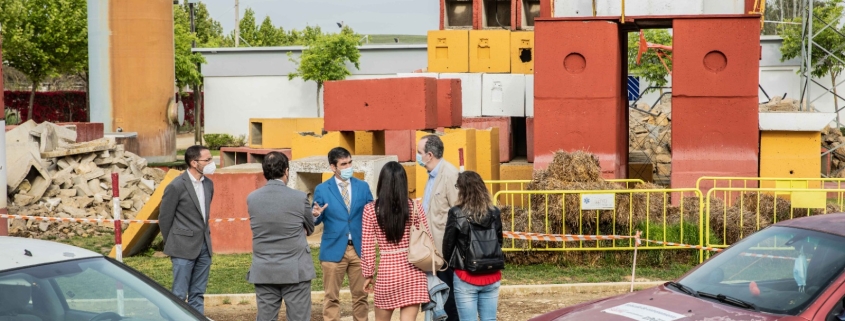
[
  {"xmin": 375, "ymin": 161, "xmax": 409, "ymax": 244},
  {"xmin": 456, "ymin": 171, "xmax": 493, "ymax": 222}
]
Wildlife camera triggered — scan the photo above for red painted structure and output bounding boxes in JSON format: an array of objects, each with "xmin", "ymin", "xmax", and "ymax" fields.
[
  {"xmin": 533, "ymin": 14, "xmax": 760, "ymax": 186},
  {"xmin": 385, "ymin": 130, "xmax": 416, "ymax": 162},
  {"xmin": 324, "ymin": 78, "xmax": 438, "ymax": 131},
  {"xmin": 437, "ymin": 79, "xmax": 463, "ymax": 128},
  {"xmin": 462, "ymin": 117, "xmax": 514, "ymax": 162},
  {"xmin": 56, "ymin": 122, "xmax": 105, "ymax": 143},
  {"xmin": 533, "ymin": 19, "xmax": 627, "ymax": 178},
  {"xmin": 207, "ymin": 171, "xmax": 266, "ymax": 254},
  {"xmin": 537, "ymin": 0, "xmax": 758, "ymax": 17},
  {"xmin": 526, "ymin": 117, "xmax": 534, "ymax": 163}
]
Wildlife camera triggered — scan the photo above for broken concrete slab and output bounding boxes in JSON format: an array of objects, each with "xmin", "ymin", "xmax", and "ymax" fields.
[
  {"xmin": 7, "ymin": 142, "xmax": 49, "ymax": 192},
  {"xmin": 84, "ymin": 167, "xmax": 105, "ymax": 181},
  {"xmin": 30, "ymin": 121, "xmax": 78, "ymax": 144},
  {"xmin": 73, "ymin": 177, "xmax": 94, "ymax": 196},
  {"xmin": 6, "ymin": 120, "xmax": 39, "ymax": 144},
  {"xmin": 27, "ymin": 175, "xmax": 52, "ymax": 202},
  {"xmin": 41, "ymin": 138, "xmax": 115, "ymax": 158},
  {"xmin": 138, "ymin": 179, "xmax": 155, "ymax": 195},
  {"xmin": 14, "ymin": 194, "xmax": 34, "ymax": 206}
]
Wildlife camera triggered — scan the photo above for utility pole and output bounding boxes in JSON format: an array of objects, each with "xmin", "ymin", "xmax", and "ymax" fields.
[
  {"xmin": 235, "ymin": 0, "xmax": 240, "ymax": 47},
  {"xmin": 189, "ymin": 2, "xmax": 202, "ymax": 145}
]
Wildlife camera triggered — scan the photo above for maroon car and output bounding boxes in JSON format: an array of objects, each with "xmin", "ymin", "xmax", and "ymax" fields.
[{"xmin": 530, "ymin": 213, "xmax": 845, "ymax": 321}]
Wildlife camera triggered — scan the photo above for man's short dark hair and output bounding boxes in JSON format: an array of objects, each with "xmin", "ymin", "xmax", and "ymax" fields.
[
  {"xmin": 184, "ymin": 145, "xmax": 209, "ymax": 166},
  {"xmin": 328, "ymin": 147, "xmax": 352, "ymax": 166},
  {"xmin": 421, "ymin": 135, "xmax": 444, "ymax": 159},
  {"xmin": 262, "ymin": 152, "xmax": 289, "ymax": 180}
]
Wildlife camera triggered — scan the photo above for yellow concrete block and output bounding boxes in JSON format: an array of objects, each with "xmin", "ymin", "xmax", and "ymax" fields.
[
  {"xmin": 321, "ymin": 171, "xmax": 365, "ymax": 182},
  {"xmin": 110, "ymin": 169, "xmax": 182, "ymax": 258},
  {"xmin": 497, "ymin": 161, "xmax": 534, "ymax": 207},
  {"xmin": 474, "ymin": 128, "xmax": 500, "ymax": 181},
  {"xmin": 415, "ymin": 129, "xmax": 477, "ymax": 200},
  {"xmin": 510, "ymin": 31, "xmax": 534, "ymax": 74},
  {"xmin": 469, "ymin": 30, "xmax": 511, "ymax": 73},
  {"xmin": 760, "ymin": 131, "xmax": 821, "ymax": 189},
  {"xmin": 428, "ymin": 30, "xmax": 469, "ymax": 73},
  {"xmin": 354, "ymin": 131, "xmax": 385, "ymax": 156},
  {"xmin": 292, "ymin": 131, "xmax": 354, "ymax": 160},
  {"xmin": 402, "ymin": 162, "xmax": 417, "ymax": 199},
  {"xmin": 249, "ymin": 118, "xmax": 324, "ymax": 149}
]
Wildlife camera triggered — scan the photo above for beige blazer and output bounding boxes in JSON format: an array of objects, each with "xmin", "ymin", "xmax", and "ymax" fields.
[{"xmin": 424, "ymin": 160, "xmax": 460, "ymax": 254}]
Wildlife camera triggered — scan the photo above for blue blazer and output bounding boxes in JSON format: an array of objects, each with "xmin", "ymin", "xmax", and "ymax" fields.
[{"xmin": 313, "ymin": 177, "xmax": 373, "ymax": 262}]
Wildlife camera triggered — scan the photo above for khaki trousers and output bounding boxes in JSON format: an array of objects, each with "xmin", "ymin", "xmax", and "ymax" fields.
[{"xmin": 321, "ymin": 245, "xmax": 369, "ymax": 321}]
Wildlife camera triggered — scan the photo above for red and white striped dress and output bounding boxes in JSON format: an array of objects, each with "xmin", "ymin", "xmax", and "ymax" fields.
[{"xmin": 361, "ymin": 200, "xmax": 430, "ymax": 310}]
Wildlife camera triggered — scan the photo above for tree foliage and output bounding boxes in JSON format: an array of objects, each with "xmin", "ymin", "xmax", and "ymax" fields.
[
  {"xmin": 0, "ymin": 0, "xmax": 88, "ymax": 120},
  {"xmin": 288, "ymin": 32, "xmax": 362, "ymax": 114},
  {"xmin": 173, "ymin": 5, "xmax": 206, "ymax": 92},
  {"xmin": 780, "ymin": 0, "xmax": 845, "ymax": 79},
  {"xmin": 627, "ymin": 29, "xmax": 673, "ymax": 90}
]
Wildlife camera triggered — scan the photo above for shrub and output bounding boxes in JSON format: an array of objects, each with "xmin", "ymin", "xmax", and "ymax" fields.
[{"xmin": 203, "ymin": 133, "xmax": 246, "ymax": 150}]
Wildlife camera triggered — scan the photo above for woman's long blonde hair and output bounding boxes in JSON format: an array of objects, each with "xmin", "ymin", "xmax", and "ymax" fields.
[{"xmin": 456, "ymin": 171, "xmax": 494, "ymax": 222}]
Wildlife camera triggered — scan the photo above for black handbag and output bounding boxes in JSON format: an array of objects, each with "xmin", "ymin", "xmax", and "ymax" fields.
[{"xmin": 463, "ymin": 217, "xmax": 505, "ymax": 273}]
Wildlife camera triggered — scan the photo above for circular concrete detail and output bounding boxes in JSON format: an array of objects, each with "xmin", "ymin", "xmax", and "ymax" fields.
[
  {"xmin": 563, "ymin": 53, "xmax": 586, "ymax": 74},
  {"xmin": 703, "ymin": 51, "xmax": 727, "ymax": 72}
]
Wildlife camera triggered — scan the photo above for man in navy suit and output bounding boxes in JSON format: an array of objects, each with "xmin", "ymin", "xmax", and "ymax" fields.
[{"xmin": 312, "ymin": 147, "xmax": 374, "ymax": 321}]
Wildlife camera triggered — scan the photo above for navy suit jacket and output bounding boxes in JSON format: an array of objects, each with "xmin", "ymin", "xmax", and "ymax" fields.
[{"xmin": 313, "ymin": 177, "xmax": 373, "ymax": 262}]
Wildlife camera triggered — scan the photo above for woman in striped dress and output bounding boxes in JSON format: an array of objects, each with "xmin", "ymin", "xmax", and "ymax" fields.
[{"xmin": 362, "ymin": 161, "xmax": 431, "ymax": 321}]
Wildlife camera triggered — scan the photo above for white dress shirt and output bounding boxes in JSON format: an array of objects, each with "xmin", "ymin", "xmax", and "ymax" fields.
[{"xmin": 189, "ymin": 173, "xmax": 206, "ymax": 222}]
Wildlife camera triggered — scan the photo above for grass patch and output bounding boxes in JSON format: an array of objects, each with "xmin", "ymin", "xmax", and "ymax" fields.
[{"xmin": 58, "ymin": 236, "xmax": 692, "ymax": 294}]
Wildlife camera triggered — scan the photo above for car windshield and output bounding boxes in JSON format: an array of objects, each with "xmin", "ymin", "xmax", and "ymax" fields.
[
  {"xmin": 0, "ymin": 257, "xmax": 202, "ymax": 321},
  {"xmin": 678, "ymin": 226, "xmax": 845, "ymax": 315}
]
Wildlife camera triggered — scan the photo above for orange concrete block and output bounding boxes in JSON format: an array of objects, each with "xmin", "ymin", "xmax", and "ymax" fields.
[
  {"xmin": 324, "ymin": 78, "xmax": 438, "ymax": 131},
  {"xmin": 291, "ymin": 131, "xmax": 355, "ymax": 160},
  {"xmin": 384, "ymin": 130, "xmax": 416, "ymax": 162},
  {"xmin": 207, "ymin": 170, "xmax": 267, "ymax": 254}
]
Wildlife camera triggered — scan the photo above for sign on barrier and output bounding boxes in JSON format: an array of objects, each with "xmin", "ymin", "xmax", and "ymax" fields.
[{"xmin": 581, "ymin": 193, "xmax": 615, "ymax": 210}]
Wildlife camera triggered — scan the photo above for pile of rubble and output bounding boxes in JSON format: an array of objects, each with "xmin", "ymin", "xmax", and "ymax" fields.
[
  {"xmin": 7, "ymin": 120, "xmax": 166, "ymax": 239},
  {"xmin": 822, "ymin": 126, "xmax": 845, "ymax": 178},
  {"xmin": 629, "ymin": 96, "xmax": 672, "ymax": 184},
  {"xmin": 759, "ymin": 96, "xmax": 801, "ymax": 112}
]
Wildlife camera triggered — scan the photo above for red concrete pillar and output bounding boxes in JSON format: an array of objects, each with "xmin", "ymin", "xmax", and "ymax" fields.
[
  {"xmin": 539, "ymin": 0, "xmax": 551, "ymax": 18},
  {"xmin": 534, "ymin": 20, "xmax": 627, "ymax": 178},
  {"xmin": 671, "ymin": 17, "xmax": 760, "ymax": 189}
]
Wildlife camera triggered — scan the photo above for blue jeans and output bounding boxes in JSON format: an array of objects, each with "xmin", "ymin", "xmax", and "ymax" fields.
[
  {"xmin": 171, "ymin": 241, "xmax": 211, "ymax": 315},
  {"xmin": 453, "ymin": 273, "xmax": 500, "ymax": 321}
]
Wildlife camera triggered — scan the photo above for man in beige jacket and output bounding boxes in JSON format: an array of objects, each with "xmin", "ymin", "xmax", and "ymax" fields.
[{"xmin": 416, "ymin": 134, "xmax": 461, "ymax": 321}]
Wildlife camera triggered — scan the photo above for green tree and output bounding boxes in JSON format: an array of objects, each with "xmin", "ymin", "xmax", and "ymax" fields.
[
  {"xmin": 257, "ymin": 16, "xmax": 279, "ymax": 46},
  {"xmin": 288, "ymin": 31, "xmax": 361, "ymax": 116},
  {"xmin": 182, "ymin": 1, "xmax": 225, "ymax": 47},
  {"xmin": 781, "ymin": 0, "xmax": 845, "ymax": 118},
  {"xmin": 0, "ymin": 0, "xmax": 87, "ymax": 120},
  {"xmin": 627, "ymin": 29, "xmax": 673, "ymax": 93},
  {"xmin": 173, "ymin": 5, "xmax": 206, "ymax": 92}
]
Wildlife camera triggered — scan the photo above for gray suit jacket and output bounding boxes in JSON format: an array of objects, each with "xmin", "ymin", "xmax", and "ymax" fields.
[
  {"xmin": 159, "ymin": 171, "xmax": 214, "ymax": 259},
  {"xmin": 246, "ymin": 180, "xmax": 316, "ymax": 285}
]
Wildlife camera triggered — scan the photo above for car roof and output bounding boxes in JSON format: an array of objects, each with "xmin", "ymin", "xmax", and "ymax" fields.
[
  {"xmin": 0, "ymin": 237, "xmax": 102, "ymax": 271},
  {"xmin": 774, "ymin": 212, "xmax": 845, "ymax": 237}
]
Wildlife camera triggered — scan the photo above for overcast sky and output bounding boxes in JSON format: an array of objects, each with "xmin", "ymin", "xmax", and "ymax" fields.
[{"xmin": 203, "ymin": 0, "xmax": 439, "ymax": 35}]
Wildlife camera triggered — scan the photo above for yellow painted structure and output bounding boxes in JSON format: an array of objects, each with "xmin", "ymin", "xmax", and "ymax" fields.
[
  {"xmin": 354, "ymin": 131, "xmax": 386, "ymax": 155},
  {"xmin": 474, "ymin": 128, "xmax": 500, "ymax": 182},
  {"xmin": 110, "ymin": 169, "xmax": 181, "ymax": 258},
  {"xmin": 760, "ymin": 131, "xmax": 821, "ymax": 189},
  {"xmin": 292, "ymin": 131, "xmax": 354, "ymax": 160},
  {"xmin": 510, "ymin": 31, "xmax": 535, "ymax": 74},
  {"xmin": 495, "ymin": 161, "xmax": 534, "ymax": 206},
  {"xmin": 469, "ymin": 30, "xmax": 511, "ymax": 73},
  {"xmin": 428, "ymin": 30, "xmax": 469, "ymax": 72},
  {"xmin": 402, "ymin": 162, "xmax": 417, "ymax": 198},
  {"xmin": 249, "ymin": 118, "xmax": 324, "ymax": 149},
  {"xmin": 415, "ymin": 129, "xmax": 477, "ymax": 200}
]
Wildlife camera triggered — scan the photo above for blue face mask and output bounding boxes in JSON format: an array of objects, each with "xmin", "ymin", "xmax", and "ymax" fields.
[
  {"xmin": 416, "ymin": 153, "xmax": 426, "ymax": 167},
  {"xmin": 340, "ymin": 167, "xmax": 354, "ymax": 180}
]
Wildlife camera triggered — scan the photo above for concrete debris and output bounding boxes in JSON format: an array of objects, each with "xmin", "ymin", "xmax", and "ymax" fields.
[
  {"xmin": 6, "ymin": 121, "xmax": 165, "ymax": 240},
  {"xmin": 759, "ymin": 96, "xmax": 801, "ymax": 112},
  {"xmin": 629, "ymin": 96, "xmax": 672, "ymax": 185}
]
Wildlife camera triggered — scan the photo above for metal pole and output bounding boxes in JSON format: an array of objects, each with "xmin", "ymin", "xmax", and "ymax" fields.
[
  {"xmin": 111, "ymin": 172, "xmax": 124, "ymax": 315},
  {"xmin": 189, "ymin": 2, "xmax": 201, "ymax": 145},
  {"xmin": 806, "ymin": 0, "xmax": 814, "ymax": 112},
  {"xmin": 234, "ymin": 0, "xmax": 240, "ymax": 47},
  {"xmin": 0, "ymin": 22, "xmax": 7, "ymax": 237}
]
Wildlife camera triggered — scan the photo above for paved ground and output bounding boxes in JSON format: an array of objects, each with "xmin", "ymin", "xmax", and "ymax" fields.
[{"xmin": 205, "ymin": 289, "xmax": 626, "ymax": 321}]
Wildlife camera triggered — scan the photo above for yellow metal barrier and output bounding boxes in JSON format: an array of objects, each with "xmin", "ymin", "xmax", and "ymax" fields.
[
  {"xmin": 485, "ymin": 179, "xmax": 646, "ymax": 208},
  {"xmin": 492, "ymin": 188, "xmax": 703, "ymax": 258},
  {"xmin": 704, "ymin": 187, "xmax": 845, "ymax": 252},
  {"xmin": 696, "ymin": 176, "xmax": 845, "ymax": 208}
]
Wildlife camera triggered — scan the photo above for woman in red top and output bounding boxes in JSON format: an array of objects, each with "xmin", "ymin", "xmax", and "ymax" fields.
[
  {"xmin": 362, "ymin": 161, "xmax": 430, "ymax": 321},
  {"xmin": 442, "ymin": 171, "xmax": 505, "ymax": 321}
]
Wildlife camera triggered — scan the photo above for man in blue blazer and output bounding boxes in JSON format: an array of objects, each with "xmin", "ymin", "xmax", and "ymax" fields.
[{"xmin": 312, "ymin": 147, "xmax": 373, "ymax": 321}]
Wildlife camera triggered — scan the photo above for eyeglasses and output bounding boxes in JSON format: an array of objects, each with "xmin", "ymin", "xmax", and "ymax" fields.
[{"xmin": 197, "ymin": 158, "xmax": 213, "ymax": 163}]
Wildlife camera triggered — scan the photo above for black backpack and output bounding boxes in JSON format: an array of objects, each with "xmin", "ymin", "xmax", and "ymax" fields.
[{"xmin": 464, "ymin": 217, "xmax": 505, "ymax": 273}]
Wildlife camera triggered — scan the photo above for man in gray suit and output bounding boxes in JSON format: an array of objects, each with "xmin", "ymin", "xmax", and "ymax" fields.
[
  {"xmin": 247, "ymin": 152, "xmax": 316, "ymax": 321},
  {"xmin": 159, "ymin": 145, "xmax": 216, "ymax": 315}
]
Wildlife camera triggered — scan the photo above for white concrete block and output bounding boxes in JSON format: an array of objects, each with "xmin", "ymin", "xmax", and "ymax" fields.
[
  {"xmin": 525, "ymin": 75, "xmax": 534, "ymax": 117},
  {"xmin": 553, "ymin": 0, "xmax": 743, "ymax": 16},
  {"xmin": 396, "ymin": 73, "xmax": 439, "ymax": 79},
  {"xmin": 759, "ymin": 113, "xmax": 836, "ymax": 131},
  {"xmin": 440, "ymin": 73, "xmax": 483, "ymax": 117},
  {"xmin": 482, "ymin": 74, "xmax": 526, "ymax": 117},
  {"xmin": 288, "ymin": 155, "xmax": 398, "ymax": 197}
]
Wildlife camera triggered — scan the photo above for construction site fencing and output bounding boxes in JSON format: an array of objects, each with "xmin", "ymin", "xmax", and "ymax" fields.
[
  {"xmin": 485, "ymin": 179, "xmax": 646, "ymax": 208},
  {"xmin": 491, "ymin": 188, "xmax": 704, "ymax": 256},
  {"xmin": 703, "ymin": 187, "xmax": 845, "ymax": 252},
  {"xmin": 696, "ymin": 176, "xmax": 845, "ymax": 208}
]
